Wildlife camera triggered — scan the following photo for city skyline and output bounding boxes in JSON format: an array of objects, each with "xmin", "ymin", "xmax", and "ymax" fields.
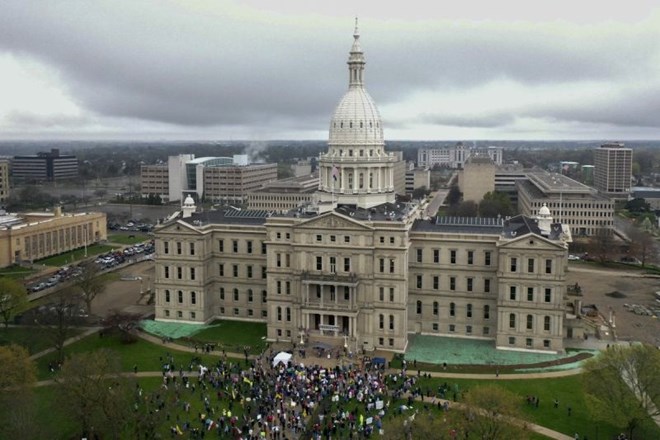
[{"xmin": 1, "ymin": 1, "xmax": 660, "ymax": 141}]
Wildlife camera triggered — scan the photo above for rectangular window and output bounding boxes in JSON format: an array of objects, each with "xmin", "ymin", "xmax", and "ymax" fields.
[
  {"xmin": 218, "ymin": 240, "xmax": 224, "ymax": 252},
  {"xmin": 432, "ymin": 323, "xmax": 439, "ymax": 331},
  {"xmin": 219, "ymin": 264, "xmax": 224, "ymax": 276},
  {"xmin": 165, "ymin": 290, "xmax": 170, "ymax": 302},
  {"xmin": 528, "ymin": 258, "xmax": 535, "ymax": 273},
  {"xmin": 316, "ymin": 256, "xmax": 323, "ymax": 271},
  {"xmin": 389, "ymin": 237, "xmax": 395, "ymax": 244},
  {"xmin": 277, "ymin": 281, "xmax": 282, "ymax": 294},
  {"xmin": 389, "ymin": 338, "xmax": 394, "ymax": 347},
  {"xmin": 467, "ymin": 278, "xmax": 473, "ymax": 292},
  {"xmin": 233, "ymin": 264, "xmax": 238, "ymax": 277},
  {"xmin": 449, "ymin": 276, "xmax": 456, "ymax": 291},
  {"xmin": 344, "ymin": 257, "xmax": 351, "ymax": 272},
  {"xmin": 467, "ymin": 251, "xmax": 474, "ymax": 265},
  {"xmin": 316, "ymin": 234, "xmax": 322, "ymax": 242},
  {"xmin": 416, "ymin": 249, "xmax": 422, "ymax": 263},
  {"xmin": 178, "ymin": 291, "xmax": 183, "ymax": 303},
  {"xmin": 484, "ymin": 251, "xmax": 491, "ymax": 266},
  {"xmin": 379, "ymin": 258, "xmax": 385, "ymax": 273},
  {"xmin": 510, "ymin": 257, "xmax": 518, "ymax": 272},
  {"xmin": 527, "ymin": 287, "xmax": 534, "ymax": 301},
  {"xmin": 286, "ymin": 233, "xmax": 290, "ymax": 240},
  {"xmin": 330, "ymin": 235, "xmax": 336, "ymax": 242},
  {"xmin": 509, "ymin": 286, "xmax": 516, "ymax": 300},
  {"xmin": 232, "ymin": 240, "xmax": 238, "ymax": 253},
  {"xmin": 247, "ymin": 241, "xmax": 253, "ymax": 254},
  {"xmin": 543, "ymin": 340, "xmax": 550, "ymax": 348},
  {"xmin": 164, "ymin": 241, "xmax": 169, "ymax": 254},
  {"xmin": 286, "ymin": 281, "xmax": 291, "ymax": 295},
  {"xmin": 330, "ymin": 256, "xmax": 337, "ymax": 273},
  {"xmin": 379, "ymin": 236, "xmax": 385, "ymax": 244},
  {"xmin": 433, "ymin": 249, "xmax": 440, "ymax": 263},
  {"xmin": 379, "ymin": 337, "xmax": 384, "ymax": 346},
  {"xmin": 379, "ymin": 314, "xmax": 384, "ymax": 329},
  {"xmin": 191, "ymin": 291, "xmax": 196, "ymax": 305},
  {"xmin": 545, "ymin": 259, "xmax": 553, "ymax": 274},
  {"xmin": 247, "ymin": 266, "xmax": 253, "ymax": 278},
  {"xmin": 450, "ymin": 250, "xmax": 457, "ymax": 264},
  {"xmin": 389, "ymin": 288, "xmax": 394, "ymax": 302},
  {"xmin": 286, "ymin": 253, "xmax": 290, "ymax": 268},
  {"xmin": 189, "ymin": 242, "xmax": 195, "ymax": 255},
  {"xmin": 177, "ymin": 267, "xmax": 182, "ymax": 279},
  {"xmin": 379, "ymin": 287, "xmax": 384, "ymax": 301},
  {"xmin": 262, "ymin": 310, "xmax": 267, "ymax": 318},
  {"xmin": 466, "ymin": 304, "xmax": 472, "ymax": 318},
  {"xmin": 449, "ymin": 324, "xmax": 455, "ymax": 332},
  {"xmin": 344, "ymin": 236, "xmax": 350, "ymax": 243},
  {"xmin": 262, "ymin": 266, "xmax": 267, "ymax": 279},
  {"xmin": 509, "ymin": 314, "xmax": 516, "ymax": 328},
  {"xmin": 262, "ymin": 242, "xmax": 267, "ymax": 254},
  {"xmin": 544, "ymin": 288, "xmax": 552, "ymax": 303},
  {"xmin": 416, "ymin": 275, "xmax": 422, "ymax": 289},
  {"xmin": 248, "ymin": 309, "xmax": 253, "ymax": 316},
  {"xmin": 344, "ymin": 286, "xmax": 349, "ymax": 300},
  {"xmin": 248, "ymin": 290, "xmax": 253, "ymax": 302},
  {"xmin": 526, "ymin": 338, "xmax": 533, "ymax": 347},
  {"xmin": 484, "ymin": 278, "xmax": 491, "ymax": 293},
  {"xmin": 433, "ymin": 276, "xmax": 439, "ymax": 290},
  {"xmin": 233, "ymin": 308, "xmax": 239, "ymax": 316},
  {"xmin": 483, "ymin": 326, "xmax": 490, "ymax": 335},
  {"xmin": 389, "ymin": 315, "xmax": 394, "ymax": 330},
  {"xmin": 276, "ymin": 253, "xmax": 281, "ymax": 268},
  {"xmin": 176, "ymin": 242, "xmax": 182, "ymax": 255},
  {"xmin": 262, "ymin": 290, "xmax": 267, "ymax": 303},
  {"xmin": 466, "ymin": 325, "xmax": 472, "ymax": 334},
  {"xmin": 220, "ymin": 288, "xmax": 224, "ymax": 300},
  {"xmin": 177, "ymin": 311, "xmax": 183, "ymax": 318},
  {"xmin": 164, "ymin": 266, "xmax": 169, "ymax": 278},
  {"xmin": 389, "ymin": 259, "xmax": 395, "ymax": 273},
  {"xmin": 233, "ymin": 289, "xmax": 239, "ymax": 301},
  {"xmin": 190, "ymin": 267, "xmax": 196, "ymax": 280}
]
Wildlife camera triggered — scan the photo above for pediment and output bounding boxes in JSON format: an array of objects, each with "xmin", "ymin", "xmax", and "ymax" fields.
[
  {"xmin": 155, "ymin": 219, "xmax": 201, "ymax": 235},
  {"xmin": 497, "ymin": 233, "xmax": 565, "ymax": 251},
  {"xmin": 297, "ymin": 212, "xmax": 373, "ymax": 231}
]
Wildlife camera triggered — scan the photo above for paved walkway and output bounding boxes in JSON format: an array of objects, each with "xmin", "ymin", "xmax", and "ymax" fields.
[{"xmin": 29, "ymin": 326, "xmax": 102, "ymax": 360}]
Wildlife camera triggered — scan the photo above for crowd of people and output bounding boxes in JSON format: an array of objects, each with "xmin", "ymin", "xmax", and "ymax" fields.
[{"xmin": 134, "ymin": 349, "xmax": 436, "ymax": 439}]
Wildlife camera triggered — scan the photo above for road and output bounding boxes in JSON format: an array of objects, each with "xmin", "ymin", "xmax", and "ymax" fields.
[{"xmin": 426, "ymin": 189, "xmax": 448, "ymax": 217}]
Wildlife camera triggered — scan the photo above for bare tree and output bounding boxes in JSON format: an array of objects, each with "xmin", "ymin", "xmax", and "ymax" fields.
[
  {"xmin": 583, "ymin": 344, "xmax": 660, "ymax": 440},
  {"xmin": 0, "ymin": 278, "xmax": 28, "ymax": 328},
  {"xmin": 74, "ymin": 261, "xmax": 107, "ymax": 316},
  {"xmin": 627, "ymin": 226, "xmax": 658, "ymax": 267},
  {"xmin": 36, "ymin": 289, "xmax": 81, "ymax": 362},
  {"xmin": 56, "ymin": 349, "xmax": 135, "ymax": 440},
  {"xmin": 586, "ymin": 228, "xmax": 618, "ymax": 264},
  {"xmin": 463, "ymin": 385, "xmax": 530, "ymax": 440}
]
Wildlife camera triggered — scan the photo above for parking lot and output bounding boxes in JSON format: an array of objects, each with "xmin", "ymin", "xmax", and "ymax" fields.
[{"xmin": 567, "ymin": 265, "xmax": 660, "ymax": 347}]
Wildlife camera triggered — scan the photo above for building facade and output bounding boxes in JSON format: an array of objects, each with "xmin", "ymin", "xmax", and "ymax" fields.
[
  {"xmin": 418, "ymin": 144, "xmax": 503, "ymax": 169},
  {"xmin": 11, "ymin": 148, "xmax": 78, "ymax": 182},
  {"xmin": 594, "ymin": 142, "xmax": 633, "ymax": 198},
  {"xmin": 458, "ymin": 156, "xmax": 496, "ymax": 203},
  {"xmin": 0, "ymin": 159, "xmax": 9, "ymax": 204},
  {"xmin": 517, "ymin": 170, "xmax": 614, "ymax": 237},
  {"xmin": 0, "ymin": 207, "xmax": 107, "ymax": 267},
  {"xmin": 153, "ymin": 26, "xmax": 571, "ymax": 354},
  {"xmin": 140, "ymin": 164, "xmax": 169, "ymax": 201}
]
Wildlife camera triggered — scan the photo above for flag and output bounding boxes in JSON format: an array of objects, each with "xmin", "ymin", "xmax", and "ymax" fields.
[{"xmin": 332, "ymin": 165, "xmax": 339, "ymax": 181}]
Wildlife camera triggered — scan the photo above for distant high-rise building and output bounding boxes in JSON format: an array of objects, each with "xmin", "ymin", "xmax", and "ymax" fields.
[
  {"xmin": 593, "ymin": 142, "xmax": 632, "ymax": 198},
  {"xmin": 0, "ymin": 159, "xmax": 9, "ymax": 204},
  {"xmin": 418, "ymin": 144, "xmax": 503, "ymax": 169},
  {"xmin": 11, "ymin": 148, "xmax": 78, "ymax": 182}
]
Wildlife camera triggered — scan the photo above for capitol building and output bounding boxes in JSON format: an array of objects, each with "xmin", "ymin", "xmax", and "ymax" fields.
[{"xmin": 153, "ymin": 25, "xmax": 574, "ymax": 354}]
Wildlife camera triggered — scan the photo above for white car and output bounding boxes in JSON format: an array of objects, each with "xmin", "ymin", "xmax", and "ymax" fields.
[{"xmin": 568, "ymin": 254, "xmax": 581, "ymax": 261}]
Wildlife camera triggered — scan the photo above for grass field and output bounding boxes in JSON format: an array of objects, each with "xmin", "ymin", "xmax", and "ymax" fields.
[
  {"xmin": 180, "ymin": 320, "xmax": 268, "ymax": 354},
  {"xmin": 36, "ymin": 244, "xmax": 119, "ymax": 267},
  {"xmin": 0, "ymin": 265, "xmax": 36, "ymax": 280},
  {"xmin": 107, "ymin": 233, "xmax": 150, "ymax": 245},
  {"xmin": 35, "ymin": 331, "xmax": 243, "ymax": 380},
  {"xmin": 0, "ymin": 326, "xmax": 83, "ymax": 354},
  {"xmin": 416, "ymin": 375, "xmax": 660, "ymax": 440}
]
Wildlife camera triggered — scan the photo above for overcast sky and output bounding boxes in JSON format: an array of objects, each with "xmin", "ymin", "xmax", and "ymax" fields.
[{"xmin": 1, "ymin": 0, "xmax": 660, "ymax": 141}]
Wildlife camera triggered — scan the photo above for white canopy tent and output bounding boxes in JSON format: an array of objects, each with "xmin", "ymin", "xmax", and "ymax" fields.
[{"xmin": 272, "ymin": 351, "xmax": 293, "ymax": 367}]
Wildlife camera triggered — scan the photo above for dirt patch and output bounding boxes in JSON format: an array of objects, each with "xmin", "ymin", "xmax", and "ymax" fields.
[{"xmin": 567, "ymin": 266, "xmax": 660, "ymax": 346}]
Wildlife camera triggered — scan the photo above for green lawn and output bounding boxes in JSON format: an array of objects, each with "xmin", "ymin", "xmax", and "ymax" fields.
[
  {"xmin": 180, "ymin": 319, "xmax": 268, "ymax": 354},
  {"xmin": 416, "ymin": 375, "xmax": 660, "ymax": 440},
  {"xmin": 0, "ymin": 265, "xmax": 36, "ymax": 280},
  {"xmin": 36, "ymin": 244, "xmax": 119, "ymax": 267},
  {"xmin": 107, "ymin": 233, "xmax": 150, "ymax": 245},
  {"xmin": 35, "ymin": 331, "xmax": 242, "ymax": 380},
  {"xmin": 0, "ymin": 326, "xmax": 82, "ymax": 354}
]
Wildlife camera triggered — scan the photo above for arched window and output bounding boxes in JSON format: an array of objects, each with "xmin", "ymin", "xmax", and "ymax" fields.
[{"xmin": 416, "ymin": 300, "xmax": 422, "ymax": 314}]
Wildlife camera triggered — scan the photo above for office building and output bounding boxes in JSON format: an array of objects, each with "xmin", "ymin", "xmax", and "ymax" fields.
[
  {"xmin": 11, "ymin": 148, "xmax": 78, "ymax": 182},
  {"xmin": 0, "ymin": 159, "xmax": 9, "ymax": 205},
  {"xmin": 594, "ymin": 142, "xmax": 633, "ymax": 198}
]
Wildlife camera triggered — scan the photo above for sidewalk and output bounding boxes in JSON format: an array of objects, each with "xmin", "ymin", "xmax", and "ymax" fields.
[{"xmin": 29, "ymin": 326, "xmax": 102, "ymax": 360}]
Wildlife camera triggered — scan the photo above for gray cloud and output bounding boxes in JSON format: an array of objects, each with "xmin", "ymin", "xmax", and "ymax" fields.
[{"xmin": 0, "ymin": 2, "xmax": 659, "ymax": 138}]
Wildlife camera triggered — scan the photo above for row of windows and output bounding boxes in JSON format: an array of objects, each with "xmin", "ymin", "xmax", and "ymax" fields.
[
  {"xmin": 163, "ymin": 310, "xmax": 196, "ymax": 320},
  {"xmin": 163, "ymin": 241, "xmax": 196, "ymax": 256},
  {"xmin": 508, "ymin": 314, "xmax": 553, "ymax": 331},
  {"xmin": 163, "ymin": 266, "xmax": 201, "ymax": 280},
  {"xmin": 416, "ymin": 301, "xmax": 491, "ymax": 319},
  {"xmin": 508, "ymin": 286, "xmax": 554, "ymax": 303},
  {"xmin": 219, "ymin": 287, "xmax": 267, "ymax": 303},
  {"xmin": 218, "ymin": 239, "xmax": 265, "ymax": 254},
  {"xmin": 275, "ymin": 306, "xmax": 292, "ymax": 322},
  {"xmin": 531, "ymin": 201, "xmax": 612, "ymax": 210},
  {"xmin": 164, "ymin": 290, "xmax": 197, "ymax": 305},
  {"xmin": 218, "ymin": 263, "xmax": 266, "ymax": 279},
  {"xmin": 415, "ymin": 275, "xmax": 491, "ymax": 293},
  {"xmin": 509, "ymin": 337, "xmax": 552, "ymax": 348},
  {"xmin": 509, "ymin": 257, "xmax": 553, "ymax": 274},
  {"xmin": 218, "ymin": 307, "xmax": 267, "ymax": 318},
  {"xmin": 415, "ymin": 249, "xmax": 492, "ymax": 266},
  {"xmin": 315, "ymin": 256, "xmax": 351, "ymax": 272}
]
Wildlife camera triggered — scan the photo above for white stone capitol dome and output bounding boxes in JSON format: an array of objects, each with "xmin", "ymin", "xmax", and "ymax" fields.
[{"xmin": 328, "ymin": 21, "xmax": 384, "ymax": 147}]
